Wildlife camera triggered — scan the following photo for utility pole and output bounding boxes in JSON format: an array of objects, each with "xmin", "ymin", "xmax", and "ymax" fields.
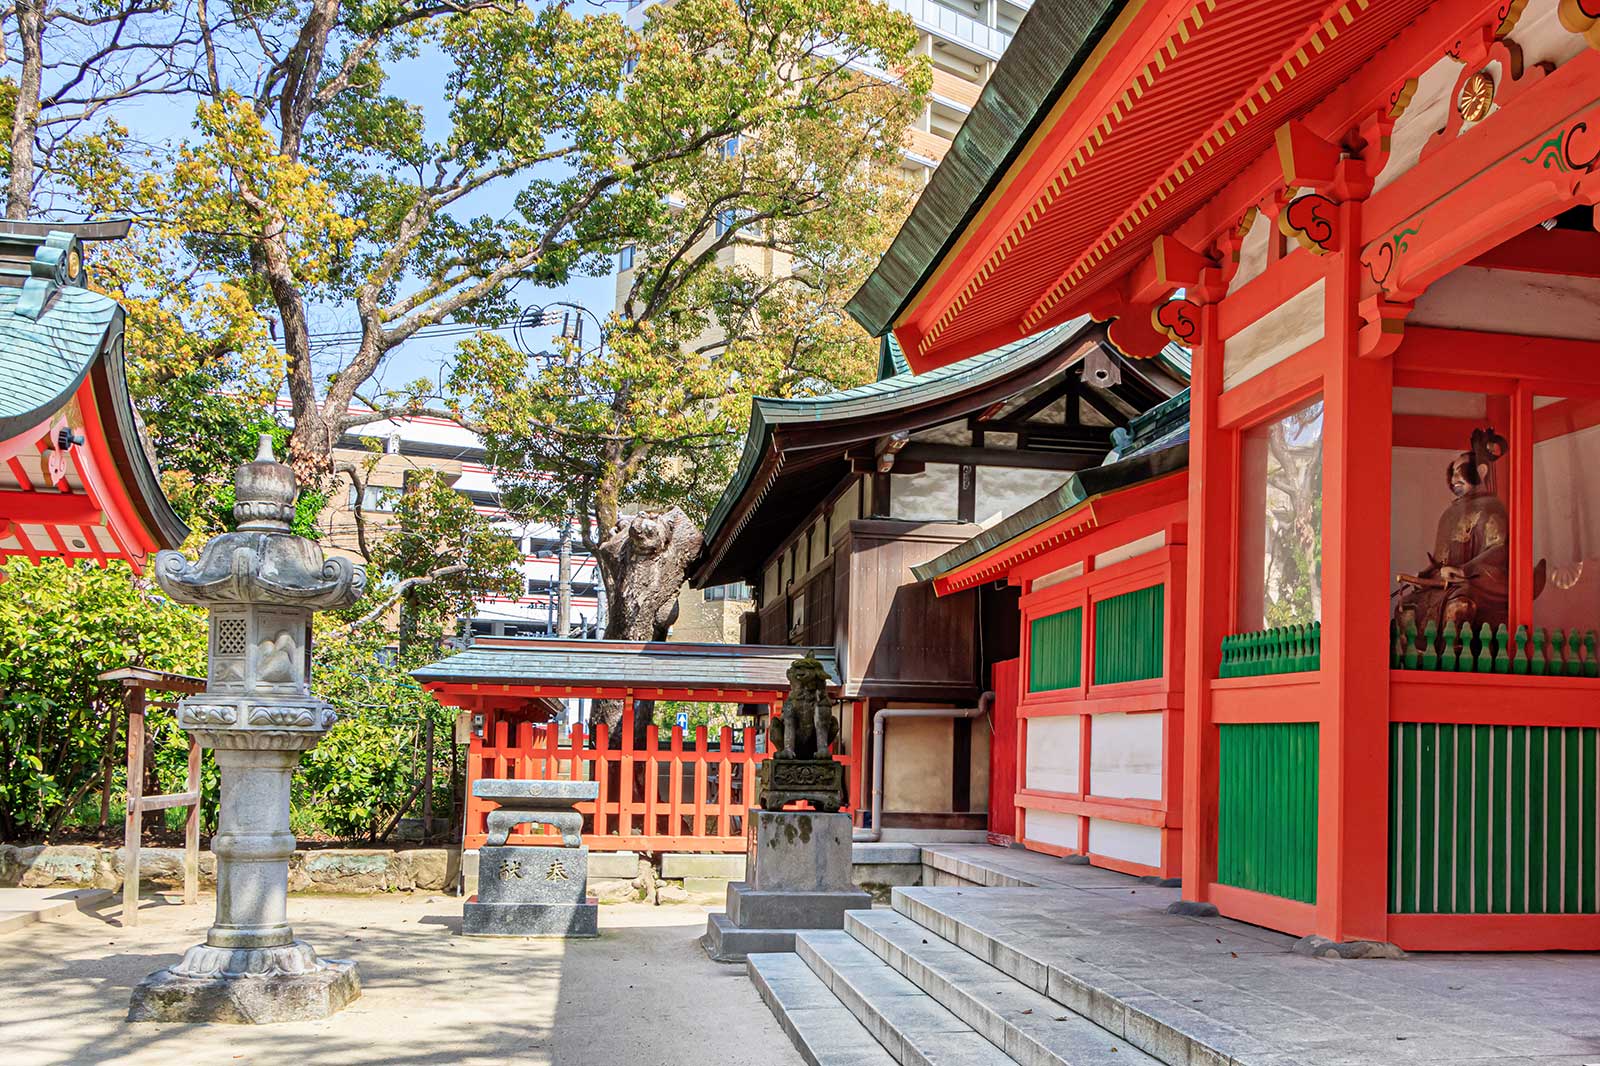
[{"xmin": 556, "ymin": 518, "xmax": 573, "ymax": 638}]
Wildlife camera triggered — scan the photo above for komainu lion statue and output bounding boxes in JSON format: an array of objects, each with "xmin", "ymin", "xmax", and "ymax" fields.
[{"xmin": 775, "ymin": 655, "xmax": 836, "ymax": 759}]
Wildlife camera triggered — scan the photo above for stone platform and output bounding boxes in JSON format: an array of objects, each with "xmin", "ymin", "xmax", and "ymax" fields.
[{"xmin": 752, "ymin": 843, "xmax": 1600, "ymax": 1066}]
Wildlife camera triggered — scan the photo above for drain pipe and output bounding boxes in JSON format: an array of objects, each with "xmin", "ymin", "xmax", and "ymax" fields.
[{"xmin": 853, "ymin": 692, "xmax": 994, "ymax": 843}]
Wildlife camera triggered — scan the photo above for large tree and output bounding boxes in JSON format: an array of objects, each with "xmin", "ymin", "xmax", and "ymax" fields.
[{"xmin": 445, "ymin": 0, "xmax": 923, "ymax": 742}]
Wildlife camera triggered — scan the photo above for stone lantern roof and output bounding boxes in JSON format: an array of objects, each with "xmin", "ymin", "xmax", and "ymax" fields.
[{"xmin": 155, "ymin": 435, "xmax": 366, "ymax": 609}]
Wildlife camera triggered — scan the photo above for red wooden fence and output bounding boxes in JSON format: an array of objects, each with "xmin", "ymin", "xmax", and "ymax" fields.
[{"xmin": 465, "ymin": 703, "xmax": 854, "ymax": 852}]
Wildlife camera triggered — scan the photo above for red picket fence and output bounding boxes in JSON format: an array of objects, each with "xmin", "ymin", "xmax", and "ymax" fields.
[{"xmin": 465, "ymin": 705, "xmax": 853, "ymax": 852}]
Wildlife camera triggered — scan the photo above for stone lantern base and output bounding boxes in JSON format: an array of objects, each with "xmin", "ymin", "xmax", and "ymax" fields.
[{"xmin": 128, "ymin": 942, "xmax": 360, "ymax": 1024}]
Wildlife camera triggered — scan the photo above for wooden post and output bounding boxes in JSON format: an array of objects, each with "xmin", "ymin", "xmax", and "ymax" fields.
[
  {"xmin": 183, "ymin": 736, "xmax": 201, "ymax": 905},
  {"xmin": 421, "ymin": 715, "xmax": 435, "ymax": 838},
  {"xmin": 123, "ymin": 684, "xmax": 146, "ymax": 926},
  {"xmin": 1181, "ymin": 296, "xmax": 1230, "ymax": 904},
  {"xmin": 1317, "ymin": 195, "xmax": 1394, "ymax": 944}
]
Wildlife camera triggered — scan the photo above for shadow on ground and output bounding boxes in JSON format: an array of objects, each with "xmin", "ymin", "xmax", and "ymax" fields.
[{"xmin": 3, "ymin": 893, "xmax": 799, "ymax": 1066}]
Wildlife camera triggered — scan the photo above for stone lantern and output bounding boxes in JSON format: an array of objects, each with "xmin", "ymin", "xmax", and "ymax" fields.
[{"xmin": 128, "ymin": 435, "xmax": 367, "ymax": 1024}]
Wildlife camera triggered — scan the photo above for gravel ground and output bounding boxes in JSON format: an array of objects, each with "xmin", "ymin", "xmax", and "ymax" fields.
[{"xmin": 1, "ymin": 892, "xmax": 805, "ymax": 1066}]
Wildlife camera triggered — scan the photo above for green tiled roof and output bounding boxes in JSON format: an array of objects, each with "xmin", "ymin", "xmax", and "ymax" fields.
[
  {"xmin": 0, "ymin": 283, "xmax": 123, "ymax": 440},
  {"xmin": 702, "ymin": 317, "xmax": 1090, "ymax": 547},
  {"xmin": 848, "ymin": 0, "xmax": 1128, "ymax": 337},
  {"xmin": 412, "ymin": 640, "xmax": 840, "ymax": 692},
  {"xmin": 912, "ymin": 389, "xmax": 1189, "ymax": 583}
]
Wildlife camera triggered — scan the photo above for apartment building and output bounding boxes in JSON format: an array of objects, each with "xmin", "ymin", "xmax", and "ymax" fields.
[{"xmin": 317, "ymin": 412, "xmax": 603, "ymax": 641}]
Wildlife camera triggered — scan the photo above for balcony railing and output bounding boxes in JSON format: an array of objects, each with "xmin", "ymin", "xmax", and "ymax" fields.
[
  {"xmin": 1219, "ymin": 622, "xmax": 1321, "ymax": 677},
  {"xmin": 881, "ymin": 0, "xmax": 1012, "ymax": 58},
  {"xmin": 1392, "ymin": 621, "xmax": 1600, "ymax": 675}
]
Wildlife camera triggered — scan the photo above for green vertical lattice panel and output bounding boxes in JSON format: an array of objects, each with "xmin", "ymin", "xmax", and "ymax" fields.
[
  {"xmin": 1390, "ymin": 723, "xmax": 1599, "ymax": 914},
  {"xmin": 1217, "ymin": 723, "xmax": 1319, "ymax": 904},
  {"xmin": 1029, "ymin": 607, "xmax": 1083, "ymax": 692},
  {"xmin": 1093, "ymin": 584, "xmax": 1165, "ymax": 685}
]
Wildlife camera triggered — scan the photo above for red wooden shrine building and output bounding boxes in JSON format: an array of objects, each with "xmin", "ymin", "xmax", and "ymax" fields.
[
  {"xmin": 0, "ymin": 220, "xmax": 188, "ymax": 569},
  {"xmin": 847, "ymin": 0, "xmax": 1600, "ymax": 951}
]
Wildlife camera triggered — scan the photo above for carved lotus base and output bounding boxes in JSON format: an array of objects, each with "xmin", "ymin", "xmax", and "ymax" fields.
[
  {"xmin": 757, "ymin": 757, "xmax": 847, "ymax": 813},
  {"xmin": 128, "ymin": 941, "xmax": 360, "ymax": 1024}
]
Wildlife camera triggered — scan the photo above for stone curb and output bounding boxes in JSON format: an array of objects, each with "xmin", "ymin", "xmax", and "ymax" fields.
[{"xmin": 0, "ymin": 844, "xmax": 460, "ymax": 894}]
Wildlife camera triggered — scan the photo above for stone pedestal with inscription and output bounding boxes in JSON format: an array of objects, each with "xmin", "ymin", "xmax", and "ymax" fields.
[
  {"xmin": 462, "ymin": 779, "xmax": 599, "ymax": 938},
  {"xmin": 129, "ymin": 436, "xmax": 366, "ymax": 1024}
]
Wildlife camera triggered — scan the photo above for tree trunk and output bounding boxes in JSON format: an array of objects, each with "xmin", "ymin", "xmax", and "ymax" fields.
[
  {"xmin": 8, "ymin": 0, "xmax": 44, "ymax": 219},
  {"xmin": 593, "ymin": 508, "xmax": 703, "ymax": 748}
]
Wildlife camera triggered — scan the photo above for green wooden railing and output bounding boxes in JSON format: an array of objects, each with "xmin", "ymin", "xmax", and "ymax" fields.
[
  {"xmin": 1029, "ymin": 606, "xmax": 1083, "ymax": 692},
  {"xmin": 1219, "ymin": 622, "xmax": 1321, "ymax": 677},
  {"xmin": 1093, "ymin": 584, "xmax": 1165, "ymax": 684},
  {"xmin": 1391, "ymin": 723, "xmax": 1598, "ymax": 914},
  {"xmin": 1392, "ymin": 621, "xmax": 1600, "ymax": 676},
  {"xmin": 1218, "ymin": 723, "xmax": 1319, "ymax": 903}
]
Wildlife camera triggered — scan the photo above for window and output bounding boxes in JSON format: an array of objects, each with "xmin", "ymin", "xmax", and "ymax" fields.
[
  {"xmin": 1533, "ymin": 395, "xmax": 1600, "ymax": 633},
  {"xmin": 1237, "ymin": 396, "xmax": 1324, "ymax": 630},
  {"xmin": 704, "ymin": 582, "xmax": 751, "ymax": 602},
  {"xmin": 1390, "ymin": 387, "xmax": 1518, "ymax": 644},
  {"xmin": 721, "ymin": 136, "xmax": 740, "ymax": 160},
  {"xmin": 715, "ymin": 209, "xmax": 736, "ymax": 237},
  {"xmin": 619, "ymin": 245, "xmax": 635, "ymax": 271},
  {"xmin": 346, "ymin": 484, "xmax": 397, "ymax": 513}
]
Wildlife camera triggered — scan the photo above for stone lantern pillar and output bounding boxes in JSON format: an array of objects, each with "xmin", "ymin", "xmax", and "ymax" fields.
[{"xmin": 128, "ymin": 436, "xmax": 367, "ymax": 1024}]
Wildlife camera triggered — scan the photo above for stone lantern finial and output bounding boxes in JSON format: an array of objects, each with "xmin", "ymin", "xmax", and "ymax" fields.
[
  {"xmin": 130, "ymin": 439, "xmax": 367, "ymax": 1024},
  {"xmin": 234, "ymin": 433, "xmax": 297, "ymax": 532}
]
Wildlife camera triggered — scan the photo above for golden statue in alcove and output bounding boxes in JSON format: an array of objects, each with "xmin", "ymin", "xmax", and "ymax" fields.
[{"xmin": 1393, "ymin": 428, "xmax": 1533, "ymax": 633}]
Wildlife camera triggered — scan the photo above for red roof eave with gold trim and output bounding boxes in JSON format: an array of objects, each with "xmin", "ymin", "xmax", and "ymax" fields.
[{"xmin": 894, "ymin": 0, "xmax": 1455, "ymax": 372}]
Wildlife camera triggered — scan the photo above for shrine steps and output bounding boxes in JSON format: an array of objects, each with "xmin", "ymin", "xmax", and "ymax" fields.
[{"xmin": 748, "ymin": 893, "xmax": 1163, "ymax": 1066}]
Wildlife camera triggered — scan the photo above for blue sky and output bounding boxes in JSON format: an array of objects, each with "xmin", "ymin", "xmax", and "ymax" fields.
[{"xmin": 111, "ymin": 0, "xmax": 624, "ymax": 400}]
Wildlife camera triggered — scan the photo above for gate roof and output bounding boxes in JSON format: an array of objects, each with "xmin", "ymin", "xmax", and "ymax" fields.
[{"xmin": 413, "ymin": 638, "xmax": 836, "ymax": 697}]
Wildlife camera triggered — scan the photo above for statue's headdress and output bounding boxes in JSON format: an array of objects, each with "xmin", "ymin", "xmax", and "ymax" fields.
[{"xmin": 1454, "ymin": 426, "xmax": 1509, "ymax": 489}]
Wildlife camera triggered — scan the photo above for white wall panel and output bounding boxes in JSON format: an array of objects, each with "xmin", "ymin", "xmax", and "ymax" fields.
[
  {"xmin": 1088, "ymin": 819, "xmax": 1161, "ymax": 868},
  {"xmin": 1025, "ymin": 809, "xmax": 1080, "ymax": 851},
  {"xmin": 1089, "ymin": 713, "xmax": 1164, "ymax": 801},
  {"xmin": 1024, "ymin": 715, "xmax": 1080, "ymax": 794}
]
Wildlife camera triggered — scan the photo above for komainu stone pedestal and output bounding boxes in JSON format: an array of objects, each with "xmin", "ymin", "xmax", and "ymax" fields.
[
  {"xmin": 127, "ymin": 945, "xmax": 359, "ymax": 1024},
  {"xmin": 702, "ymin": 809, "xmax": 869, "ymax": 963},
  {"xmin": 463, "ymin": 845, "xmax": 598, "ymax": 938}
]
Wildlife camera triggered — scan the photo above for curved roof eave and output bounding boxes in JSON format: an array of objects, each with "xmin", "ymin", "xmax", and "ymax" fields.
[
  {"xmin": 698, "ymin": 316, "xmax": 1096, "ymax": 558},
  {"xmin": 846, "ymin": 0, "xmax": 1129, "ymax": 338}
]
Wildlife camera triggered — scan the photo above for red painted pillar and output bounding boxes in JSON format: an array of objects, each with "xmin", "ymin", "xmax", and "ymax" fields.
[
  {"xmin": 1181, "ymin": 298, "xmax": 1229, "ymax": 901},
  {"xmin": 1317, "ymin": 196, "xmax": 1394, "ymax": 943}
]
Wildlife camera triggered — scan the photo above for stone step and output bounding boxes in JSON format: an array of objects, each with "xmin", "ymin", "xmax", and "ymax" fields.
[
  {"xmin": 748, "ymin": 951, "xmax": 900, "ymax": 1066},
  {"xmin": 890, "ymin": 887, "xmax": 1256, "ymax": 1066},
  {"xmin": 846, "ymin": 909, "xmax": 1163, "ymax": 1066},
  {"xmin": 795, "ymin": 929, "xmax": 1017, "ymax": 1066}
]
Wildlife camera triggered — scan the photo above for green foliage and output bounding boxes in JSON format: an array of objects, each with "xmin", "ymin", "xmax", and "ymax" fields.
[
  {"xmin": 294, "ymin": 623, "xmax": 459, "ymax": 841},
  {"xmin": 357, "ymin": 468, "xmax": 523, "ymax": 646},
  {"xmin": 0, "ymin": 559, "xmax": 205, "ymax": 839},
  {"xmin": 449, "ymin": 0, "xmax": 925, "ymax": 571},
  {"xmin": 653, "ymin": 700, "xmax": 747, "ymax": 743}
]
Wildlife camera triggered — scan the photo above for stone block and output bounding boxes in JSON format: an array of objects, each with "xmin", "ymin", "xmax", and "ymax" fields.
[
  {"xmin": 746, "ymin": 810, "xmax": 854, "ymax": 892},
  {"xmin": 298, "ymin": 850, "xmax": 397, "ymax": 893},
  {"xmin": 11, "ymin": 845, "xmax": 114, "ymax": 889},
  {"xmin": 851, "ymin": 842, "xmax": 921, "ymax": 865},
  {"xmin": 681, "ymin": 876, "xmax": 730, "ymax": 896},
  {"xmin": 128, "ymin": 960, "xmax": 360, "ymax": 1024},
  {"xmin": 701, "ymin": 912, "xmax": 797, "ymax": 963},
  {"xmin": 661, "ymin": 852, "xmax": 746, "ymax": 880},
  {"xmin": 393, "ymin": 848, "xmax": 456, "ymax": 892},
  {"xmin": 477, "ymin": 846, "xmax": 588, "ymax": 907},
  {"xmin": 724, "ymin": 882, "xmax": 872, "ymax": 930},
  {"xmin": 587, "ymin": 850, "xmax": 643, "ymax": 879},
  {"xmin": 462, "ymin": 901, "xmax": 598, "ymax": 938}
]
